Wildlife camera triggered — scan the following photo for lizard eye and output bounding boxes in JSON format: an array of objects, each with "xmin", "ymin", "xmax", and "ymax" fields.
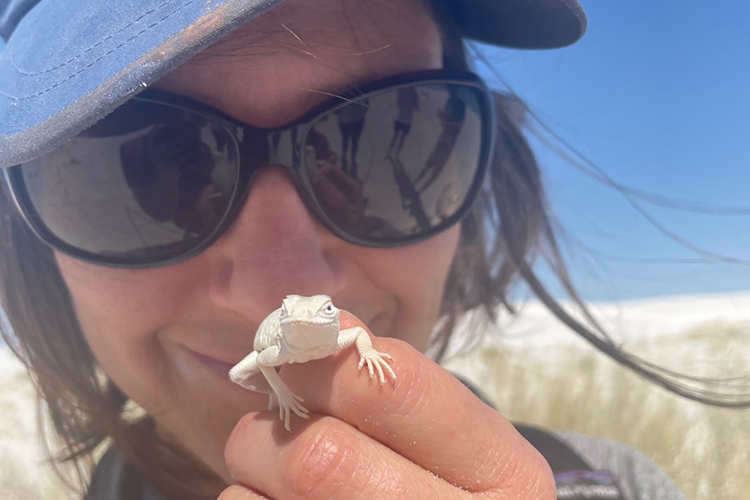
[{"xmin": 325, "ymin": 304, "xmax": 334, "ymax": 314}]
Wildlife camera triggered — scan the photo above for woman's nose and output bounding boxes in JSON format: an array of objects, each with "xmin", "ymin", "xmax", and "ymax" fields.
[{"xmin": 204, "ymin": 166, "xmax": 348, "ymax": 317}]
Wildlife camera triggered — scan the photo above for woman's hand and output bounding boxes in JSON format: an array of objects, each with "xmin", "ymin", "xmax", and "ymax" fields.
[{"xmin": 219, "ymin": 312, "xmax": 555, "ymax": 499}]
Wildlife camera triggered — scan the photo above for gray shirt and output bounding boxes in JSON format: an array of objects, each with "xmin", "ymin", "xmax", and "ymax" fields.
[{"xmin": 554, "ymin": 430, "xmax": 687, "ymax": 500}]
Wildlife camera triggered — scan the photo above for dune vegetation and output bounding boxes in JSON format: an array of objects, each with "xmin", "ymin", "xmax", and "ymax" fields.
[{"xmin": 450, "ymin": 320, "xmax": 750, "ymax": 500}]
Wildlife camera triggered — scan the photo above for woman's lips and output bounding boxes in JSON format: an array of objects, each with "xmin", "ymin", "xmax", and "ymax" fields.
[
  {"xmin": 182, "ymin": 347, "xmax": 241, "ymax": 384},
  {"xmin": 178, "ymin": 347, "xmax": 270, "ymax": 406},
  {"xmin": 195, "ymin": 351, "xmax": 235, "ymax": 374}
]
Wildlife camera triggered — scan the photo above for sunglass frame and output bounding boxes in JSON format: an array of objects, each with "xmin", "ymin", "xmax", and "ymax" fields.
[{"xmin": 3, "ymin": 69, "xmax": 497, "ymax": 268}]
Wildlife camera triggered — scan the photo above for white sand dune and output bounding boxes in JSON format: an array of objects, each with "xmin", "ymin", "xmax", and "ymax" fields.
[
  {"xmin": 1, "ymin": 290, "xmax": 749, "ymax": 497},
  {"xmin": 0, "ymin": 348, "xmax": 73, "ymax": 499},
  {"xmin": 504, "ymin": 291, "xmax": 750, "ymax": 341},
  {"xmin": 444, "ymin": 291, "xmax": 750, "ymax": 389}
]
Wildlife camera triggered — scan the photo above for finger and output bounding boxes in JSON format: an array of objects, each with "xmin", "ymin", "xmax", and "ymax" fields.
[
  {"xmin": 218, "ymin": 484, "xmax": 271, "ymax": 500},
  {"xmin": 279, "ymin": 312, "xmax": 553, "ymax": 496},
  {"xmin": 225, "ymin": 413, "xmax": 470, "ymax": 500}
]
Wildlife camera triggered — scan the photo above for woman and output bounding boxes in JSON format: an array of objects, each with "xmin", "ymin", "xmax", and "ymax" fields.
[{"xmin": 0, "ymin": 0, "xmax": 690, "ymax": 498}]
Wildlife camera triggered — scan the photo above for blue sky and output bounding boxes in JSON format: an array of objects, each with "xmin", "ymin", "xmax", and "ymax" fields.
[
  {"xmin": 2, "ymin": 2, "xmax": 749, "ymax": 302},
  {"xmin": 473, "ymin": 1, "xmax": 750, "ymax": 301}
]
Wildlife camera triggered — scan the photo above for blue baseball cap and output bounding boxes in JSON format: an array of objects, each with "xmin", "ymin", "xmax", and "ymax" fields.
[{"xmin": 0, "ymin": 0, "xmax": 586, "ymax": 168}]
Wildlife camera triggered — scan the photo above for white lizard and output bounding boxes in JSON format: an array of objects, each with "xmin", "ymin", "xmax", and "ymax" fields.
[{"xmin": 228, "ymin": 294, "xmax": 396, "ymax": 430}]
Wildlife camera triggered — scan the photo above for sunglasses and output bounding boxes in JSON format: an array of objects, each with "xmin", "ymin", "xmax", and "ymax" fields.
[{"xmin": 4, "ymin": 70, "xmax": 496, "ymax": 268}]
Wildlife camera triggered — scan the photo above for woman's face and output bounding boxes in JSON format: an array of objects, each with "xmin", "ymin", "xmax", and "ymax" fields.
[{"xmin": 54, "ymin": 0, "xmax": 458, "ymax": 481}]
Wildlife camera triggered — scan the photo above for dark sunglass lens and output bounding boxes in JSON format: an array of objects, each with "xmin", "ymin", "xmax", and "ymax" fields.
[
  {"xmin": 304, "ymin": 83, "xmax": 485, "ymax": 243},
  {"xmin": 18, "ymin": 99, "xmax": 239, "ymax": 263}
]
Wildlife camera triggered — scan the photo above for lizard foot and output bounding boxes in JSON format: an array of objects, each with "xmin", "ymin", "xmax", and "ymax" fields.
[
  {"xmin": 277, "ymin": 389, "xmax": 310, "ymax": 431},
  {"xmin": 358, "ymin": 350, "xmax": 396, "ymax": 387}
]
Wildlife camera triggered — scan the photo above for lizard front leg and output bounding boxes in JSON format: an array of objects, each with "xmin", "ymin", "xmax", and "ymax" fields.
[
  {"xmin": 228, "ymin": 350, "xmax": 276, "ymax": 404},
  {"xmin": 338, "ymin": 327, "xmax": 397, "ymax": 386},
  {"xmin": 229, "ymin": 351, "xmax": 261, "ymax": 388},
  {"xmin": 259, "ymin": 365, "xmax": 310, "ymax": 431},
  {"xmin": 230, "ymin": 347, "xmax": 309, "ymax": 430},
  {"xmin": 252, "ymin": 345, "xmax": 310, "ymax": 430}
]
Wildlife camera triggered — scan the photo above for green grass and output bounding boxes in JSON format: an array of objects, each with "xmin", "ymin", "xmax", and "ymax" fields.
[{"xmin": 463, "ymin": 326, "xmax": 750, "ymax": 500}]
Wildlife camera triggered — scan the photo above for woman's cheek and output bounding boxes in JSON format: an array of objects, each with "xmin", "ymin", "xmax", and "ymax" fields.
[
  {"xmin": 379, "ymin": 226, "xmax": 459, "ymax": 300},
  {"xmin": 358, "ymin": 226, "xmax": 460, "ymax": 350},
  {"xmin": 54, "ymin": 252, "xmax": 202, "ymax": 322},
  {"xmin": 54, "ymin": 252, "xmax": 207, "ymax": 411}
]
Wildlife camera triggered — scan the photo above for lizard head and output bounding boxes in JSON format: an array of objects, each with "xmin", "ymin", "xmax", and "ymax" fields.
[{"xmin": 280, "ymin": 294, "xmax": 340, "ymax": 350}]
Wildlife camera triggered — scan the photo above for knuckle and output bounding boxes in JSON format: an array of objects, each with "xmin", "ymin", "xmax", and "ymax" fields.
[
  {"xmin": 283, "ymin": 418, "xmax": 361, "ymax": 498},
  {"xmin": 521, "ymin": 461, "xmax": 557, "ymax": 500},
  {"xmin": 382, "ymin": 342, "xmax": 434, "ymax": 417},
  {"xmin": 491, "ymin": 441, "xmax": 557, "ymax": 500},
  {"xmin": 217, "ymin": 485, "xmax": 257, "ymax": 500},
  {"xmin": 538, "ymin": 472, "xmax": 558, "ymax": 500},
  {"xmin": 522, "ymin": 439, "xmax": 557, "ymax": 499},
  {"xmin": 224, "ymin": 412, "xmax": 256, "ymax": 469},
  {"xmin": 216, "ymin": 484, "xmax": 268, "ymax": 500}
]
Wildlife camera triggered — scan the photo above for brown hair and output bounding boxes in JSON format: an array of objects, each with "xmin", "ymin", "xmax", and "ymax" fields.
[{"xmin": 0, "ymin": 2, "xmax": 745, "ymax": 499}]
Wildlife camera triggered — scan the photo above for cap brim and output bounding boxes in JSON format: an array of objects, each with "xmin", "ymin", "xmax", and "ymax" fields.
[
  {"xmin": 0, "ymin": 0, "xmax": 585, "ymax": 167},
  {"xmin": 450, "ymin": 0, "xmax": 586, "ymax": 49},
  {"xmin": 0, "ymin": 0, "xmax": 285, "ymax": 167}
]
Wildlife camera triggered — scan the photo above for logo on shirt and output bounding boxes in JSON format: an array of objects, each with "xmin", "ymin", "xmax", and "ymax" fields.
[{"xmin": 555, "ymin": 470, "xmax": 624, "ymax": 499}]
